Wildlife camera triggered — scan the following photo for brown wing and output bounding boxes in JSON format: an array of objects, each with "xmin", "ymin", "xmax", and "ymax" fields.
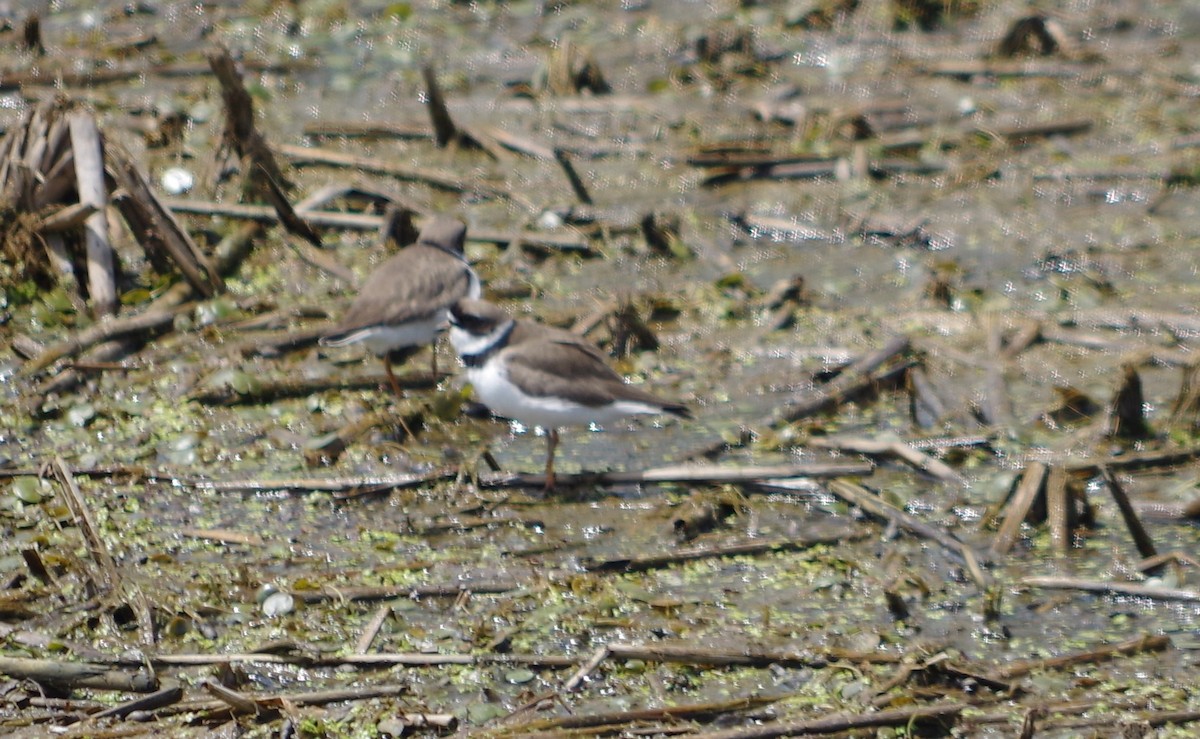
[
  {"xmin": 508, "ymin": 320, "xmax": 612, "ymax": 363},
  {"xmin": 337, "ymin": 246, "xmax": 474, "ymax": 331},
  {"xmin": 503, "ymin": 336, "xmax": 682, "ymax": 411}
]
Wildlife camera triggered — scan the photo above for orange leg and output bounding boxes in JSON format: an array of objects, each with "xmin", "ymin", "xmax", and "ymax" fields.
[
  {"xmin": 384, "ymin": 355, "xmax": 404, "ymax": 398},
  {"xmin": 383, "ymin": 355, "xmax": 416, "ymax": 440},
  {"xmin": 543, "ymin": 429, "xmax": 560, "ymax": 491}
]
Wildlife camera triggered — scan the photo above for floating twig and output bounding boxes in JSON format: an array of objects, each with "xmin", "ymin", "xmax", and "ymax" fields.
[
  {"xmin": 276, "ymin": 143, "xmax": 531, "ymax": 209},
  {"xmin": 482, "ymin": 461, "xmax": 875, "ymax": 490},
  {"xmin": 867, "ymin": 653, "xmax": 1015, "ymax": 706},
  {"xmin": 478, "ymin": 125, "xmax": 556, "ymax": 160},
  {"xmin": 1000, "ymin": 319, "xmax": 1042, "ymax": 360},
  {"xmin": 761, "ymin": 478, "xmax": 990, "ymax": 580},
  {"xmin": 685, "ymin": 702, "xmax": 968, "ymax": 739},
  {"xmin": 1063, "ymin": 445, "xmax": 1200, "ymax": 474},
  {"xmin": 498, "ymin": 694, "xmax": 782, "ymax": 735},
  {"xmin": 302, "ymin": 120, "xmax": 431, "ymax": 140},
  {"xmin": 20, "ymin": 302, "xmax": 194, "ymax": 377},
  {"xmin": 0, "ymin": 655, "xmax": 158, "ymax": 693},
  {"xmin": 808, "ymin": 435, "xmax": 968, "ymax": 486},
  {"xmin": 180, "ymin": 463, "xmax": 869, "ymax": 495},
  {"xmin": 1133, "ymin": 499, "xmax": 1199, "ymax": 521},
  {"xmin": 562, "ymin": 645, "xmax": 609, "ymax": 692},
  {"xmin": 354, "ymin": 603, "xmax": 393, "ymax": 655},
  {"xmin": 989, "ymin": 633, "xmax": 1171, "ymax": 680},
  {"xmin": 776, "ymin": 335, "xmax": 913, "ymax": 425},
  {"xmin": 86, "ymin": 684, "xmax": 184, "ymax": 721},
  {"xmin": 606, "ymin": 642, "xmax": 822, "ymax": 669},
  {"xmin": 184, "ymin": 470, "xmax": 447, "ymax": 494},
  {"xmin": 418, "ymin": 514, "xmax": 545, "ymax": 536},
  {"xmin": 304, "ymin": 412, "xmax": 397, "ymax": 466},
  {"xmin": 178, "ymin": 528, "xmax": 265, "ymax": 546},
  {"xmin": 0, "ymin": 57, "xmax": 302, "ymax": 92},
  {"xmin": 1136, "ymin": 550, "xmax": 1200, "ymax": 573},
  {"xmin": 1067, "ymin": 306, "xmax": 1200, "ymax": 335},
  {"xmin": 291, "ymin": 582, "xmax": 522, "ymax": 604},
  {"xmin": 203, "ymin": 677, "xmax": 262, "ymax": 716},
  {"xmin": 144, "ymin": 684, "xmax": 419, "ymax": 721},
  {"xmin": 960, "ymin": 699, "xmax": 1197, "ymax": 733},
  {"xmin": 141, "ymin": 651, "xmax": 571, "ymax": 669},
  {"xmin": 258, "ymin": 163, "xmax": 325, "ymax": 250},
  {"xmin": 686, "ymin": 338, "xmax": 907, "ymax": 458},
  {"xmin": 1021, "ymin": 577, "xmax": 1200, "ymax": 603}
]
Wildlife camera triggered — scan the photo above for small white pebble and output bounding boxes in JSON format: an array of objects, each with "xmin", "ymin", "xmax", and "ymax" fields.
[
  {"xmin": 161, "ymin": 167, "xmax": 195, "ymax": 195},
  {"xmin": 262, "ymin": 591, "xmax": 295, "ymax": 617}
]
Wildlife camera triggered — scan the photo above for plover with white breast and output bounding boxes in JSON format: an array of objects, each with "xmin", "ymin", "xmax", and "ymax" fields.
[
  {"xmin": 448, "ymin": 298, "xmax": 690, "ymax": 489},
  {"xmin": 320, "ymin": 216, "xmax": 480, "ymax": 394}
]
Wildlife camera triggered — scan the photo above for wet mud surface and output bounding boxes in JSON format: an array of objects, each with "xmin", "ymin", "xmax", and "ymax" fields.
[{"xmin": 2, "ymin": 0, "xmax": 1200, "ymax": 736}]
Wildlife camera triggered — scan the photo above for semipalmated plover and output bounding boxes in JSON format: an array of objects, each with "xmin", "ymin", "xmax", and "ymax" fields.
[
  {"xmin": 448, "ymin": 299, "xmax": 691, "ymax": 489},
  {"xmin": 320, "ymin": 217, "xmax": 481, "ymax": 394}
]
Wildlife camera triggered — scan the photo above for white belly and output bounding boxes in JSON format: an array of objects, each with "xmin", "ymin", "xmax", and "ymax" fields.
[
  {"xmin": 331, "ymin": 313, "xmax": 447, "ymax": 355},
  {"xmin": 467, "ymin": 360, "xmax": 664, "ymax": 430}
]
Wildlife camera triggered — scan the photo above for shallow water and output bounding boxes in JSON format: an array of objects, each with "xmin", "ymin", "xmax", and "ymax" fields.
[{"xmin": 3, "ymin": 0, "xmax": 1200, "ymax": 733}]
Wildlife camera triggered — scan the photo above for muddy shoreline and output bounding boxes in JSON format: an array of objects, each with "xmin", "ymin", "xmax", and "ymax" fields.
[{"xmin": 2, "ymin": 0, "xmax": 1200, "ymax": 736}]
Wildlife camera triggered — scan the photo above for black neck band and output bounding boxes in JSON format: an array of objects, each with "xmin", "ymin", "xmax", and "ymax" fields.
[{"xmin": 460, "ymin": 320, "xmax": 514, "ymax": 368}]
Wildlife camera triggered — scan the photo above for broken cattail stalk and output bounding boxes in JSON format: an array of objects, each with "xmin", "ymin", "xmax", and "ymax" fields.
[
  {"xmin": 422, "ymin": 63, "xmax": 458, "ymax": 148},
  {"xmin": 980, "ymin": 313, "xmax": 1014, "ymax": 427},
  {"xmin": 68, "ymin": 110, "xmax": 117, "ymax": 317},
  {"xmin": 1045, "ymin": 465, "xmax": 1070, "ymax": 554},
  {"xmin": 109, "ymin": 148, "xmax": 222, "ymax": 296},
  {"xmin": 378, "ymin": 203, "xmax": 419, "ymax": 248},
  {"xmin": 554, "ymin": 147, "xmax": 594, "ymax": 205},
  {"xmin": 1107, "ymin": 363, "xmax": 1152, "ymax": 439},
  {"xmin": 35, "ymin": 202, "xmax": 97, "ymax": 233},
  {"xmin": 1099, "ymin": 466, "xmax": 1158, "ymax": 561},
  {"xmin": 1167, "ymin": 360, "xmax": 1200, "ymax": 432},
  {"xmin": 207, "ymin": 45, "xmax": 291, "ymax": 195},
  {"xmin": 990, "ymin": 461, "xmax": 1047, "ymax": 556}
]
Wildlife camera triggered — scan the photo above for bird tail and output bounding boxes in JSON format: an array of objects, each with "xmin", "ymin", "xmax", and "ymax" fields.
[{"xmin": 318, "ymin": 333, "xmax": 349, "ymax": 347}]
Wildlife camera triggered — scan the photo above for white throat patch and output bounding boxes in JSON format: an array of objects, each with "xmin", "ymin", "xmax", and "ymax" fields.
[{"xmin": 449, "ymin": 319, "xmax": 512, "ymax": 359}]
